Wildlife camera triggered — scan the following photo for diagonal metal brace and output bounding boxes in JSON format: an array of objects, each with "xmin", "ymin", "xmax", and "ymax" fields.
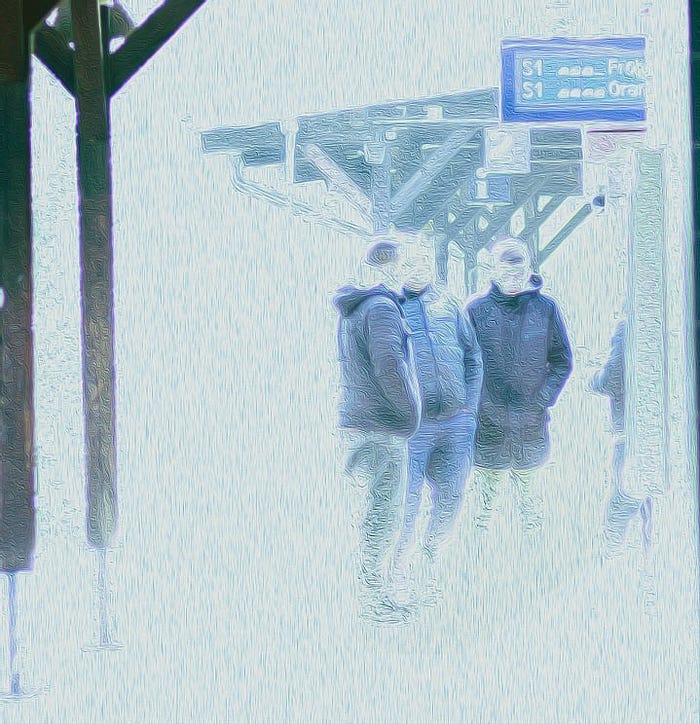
[
  {"xmin": 444, "ymin": 205, "xmax": 483, "ymax": 240},
  {"xmin": 539, "ymin": 202, "xmax": 593, "ymax": 264},
  {"xmin": 22, "ymin": 0, "xmax": 61, "ymax": 32},
  {"xmin": 302, "ymin": 143, "xmax": 373, "ymax": 220},
  {"xmin": 388, "ymin": 126, "xmax": 479, "ymax": 220},
  {"xmin": 520, "ymin": 194, "xmax": 567, "ymax": 241},
  {"xmin": 474, "ymin": 175, "xmax": 549, "ymax": 249},
  {"xmin": 32, "ymin": 24, "xmax": 75, "ymax": 96},
  {"xmin": 109, "ymin": 0, "xmax": 206, "ymax": 96}
]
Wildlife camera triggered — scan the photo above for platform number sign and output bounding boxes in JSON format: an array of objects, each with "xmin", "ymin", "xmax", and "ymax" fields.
[{"xmin": 484, "ymin": 128, "xmax": 531, "ymax": 174}]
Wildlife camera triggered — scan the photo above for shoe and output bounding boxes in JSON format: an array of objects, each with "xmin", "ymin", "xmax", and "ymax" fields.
[
  {"xmin": 522, "ymin": 520, "xmax": 544, "ymax": 542},
  {"xmin": 417, "ymin": 577, "xmax": 443, "ymax": 607},
  {"xmin": 388, "ymin": 558, "xmax": 417, "ymax": 607},
  {"xmin": 358, "ymin": 561, "xmax": 384, "ymax": 593},
  {"xmin": 416, "ymin": 546, "xmax": 443, "ymax": 607},
  {"xmin": 601, "ymin": 525, "xmax": 627, "ymax": 559},
  {"xmin": 602, "ymin": 491, "xmax": 640, "ymax": 555},
  {"xmin": 360, "ymin": 594, "xmax": 415, "ymax": 625}
]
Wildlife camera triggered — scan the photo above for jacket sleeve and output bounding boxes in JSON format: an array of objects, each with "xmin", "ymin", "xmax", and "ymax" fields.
[
  {"xmin": 537, "ymin": 303, "xmax": 573, "ymax": 408},
  {"xmin": 365, "ymin": 300, "xmax": 421, "ymax": 435},
  {"xmin": 591, "ymin": 321, "xmax": 625, "ymax": 398},
  {"xmin": 457, "ymin": 307, "xmax": 483, "ymax": 413}
]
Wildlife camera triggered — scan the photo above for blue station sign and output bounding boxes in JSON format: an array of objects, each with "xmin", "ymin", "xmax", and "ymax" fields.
[{"xmin": 501, "ymin": 37, "xmax": 646, "ymax": 123}]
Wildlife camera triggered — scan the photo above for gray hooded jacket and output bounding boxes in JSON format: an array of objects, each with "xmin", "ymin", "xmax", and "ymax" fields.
[{"xmin": 334, "ymin": 284, "xmax": 421, "ymax": 437}]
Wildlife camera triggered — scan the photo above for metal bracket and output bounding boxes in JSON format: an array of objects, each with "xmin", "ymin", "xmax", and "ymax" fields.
[{"xmin": 302, "ymin": 143, "xmax": 373, "ymax": 223}]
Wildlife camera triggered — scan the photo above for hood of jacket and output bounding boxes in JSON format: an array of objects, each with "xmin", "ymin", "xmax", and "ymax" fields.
[
  {"xmin": 333, "ymin": 284, "xmax": 402, "ymax": 317},
  {"xmin": 488, "ymin": 274, "xmax": 544, "ymax": 306}
]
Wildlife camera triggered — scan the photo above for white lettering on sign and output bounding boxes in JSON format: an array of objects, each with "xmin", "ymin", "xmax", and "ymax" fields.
[
  {"xmin": 557, "ymin": 87, "xmax": 606, "ymax": 99},
  {"xmin": 522, "ymin": 81, "xmax": 543, "ymax": 99},
  {"xmin": 518, "ymin": 53, "xmax": 645, "ymax": 104},
  {"xmin": 608, "ymin": 80, "xmax": 645, "ymax": 98},
  {"xmin": 607, "ymin": 57, "xmax": 646, "ymax": 79},
  {"xmin": 522, "ymin": 58, "xmax": 544, "ymax": 76},
  {"xmin": 557, "ymin": 65, "xmax": 596, "ymax": 77}
]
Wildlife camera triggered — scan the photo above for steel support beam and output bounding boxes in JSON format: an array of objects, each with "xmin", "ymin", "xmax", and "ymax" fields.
[
  {"xmin": 71, "ymin": 0, "xmax": 117, "ymax": 550},
  {"xmin": 22, "ymin": 0, "xmax": 60, "ymax": 31},
  {"xmin": 303, "ymin": 143, "xmax": 373, "ymax": 220},
  {"xmin": 32, "ymin": 24, "xmax": 75, "ymax": 95},
  {"xmin": 388, "ymin": 127, "xmax": 479, "ymax": 220},
  {"xmin": 0, "ymin": 1, "xmax": 36, "ymax": 573},
  {"xmin": 109, "ymin": 0, "xmax": 206, "ymax": 95},
  {"xmin": 474, "ymin": 176, "xmax": 548, "ymax": 249},
  {"xmin": 520, "ymin": 194, "xmax": 566, "ymax": 241},
  {"xmin": 520, "ymin": 197, "xmax": 538, "ymax": 270},
  {"xmin": 435, "ymin": 236, "xmax": 450, "ymax": 285},
  {"xmin": 368, "ymin": 140, "xmax": 391, "ymax": 234},
  {"xmin": 690, "ymin": 0, "xmax": 700, "ymax": 592},
  {"xmin": 444, "ymin": 205, "xmax": 482, "ymax": 241},
  {"xmin": 538, "ymin": 202, "xmax": 592, "ymax": 264}
]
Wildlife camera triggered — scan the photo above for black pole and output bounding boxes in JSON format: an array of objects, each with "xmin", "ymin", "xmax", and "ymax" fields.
[
  {"xmin": 0, "ymin": 2, "xmax": 40, "ymax": 698},
  {"xmin": 0, "ymin": 2, "xmax": 37, "ymax": 577},
  {"xmin": 689, "ymin": 0, "xmax": 700, "ymax": 623},
  {"xmin": 97, "ymin": 546, "xmax": 108, "ymax": 643},
  {"xmin": 71, "ymin": 0, "xmax": 118, "ymax": 553},
  {"xmin": 7, "ymin": 574, "xmax": 18, "ymax": 695},
  {"xmin": 69, "ymin": 0, "xmax": 123, "ymax": 652}
]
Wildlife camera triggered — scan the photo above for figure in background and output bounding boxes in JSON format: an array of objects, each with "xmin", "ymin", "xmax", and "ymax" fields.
[
  {"xmin": 391, "ymin": 250, "xmax": 482, "ymax": 605},
  {"xmin": 590, "ymin": 317, "xmax": 653, "ymax": 556},
  {"xmin": 333, "ymin": 240, "xmax": 421, "ymax": 624},
  {"xmin": 467, "ymin": 238, "xmax": 573, "ymax": 537}
]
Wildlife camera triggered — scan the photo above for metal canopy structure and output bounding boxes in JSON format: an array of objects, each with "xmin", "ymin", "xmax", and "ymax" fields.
[{"xmin": 202, "ymin": 86, "xmax": 597, "ymax": 293}]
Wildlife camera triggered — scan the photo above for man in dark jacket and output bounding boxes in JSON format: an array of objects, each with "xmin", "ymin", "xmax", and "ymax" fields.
[
  {"xmin": 390, "ymin": 250, "xmax": 483, "ymax": 602},
  {"xmin": 334, "ymin": 240, "xmax": 421, "ymax": 623},
  {"xmin": 466, "ymin": 238, "xmax": 573, "ymax": 534}
]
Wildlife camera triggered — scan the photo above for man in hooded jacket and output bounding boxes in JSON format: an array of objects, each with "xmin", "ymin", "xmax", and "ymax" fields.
[
  {"xmin": 590, "ymin": 318, "xmax": 653, "ymax": 554},
  {"xmin": 333, "ymin": 240, "xmax": 421, "ymax": 623},
  {"xmin": 466, "ymin": 237, "xmax": 573, "ymax": 534},
  {"xmin": 390, "ymin": 250, "xmax": 483, "ymax": 603}
]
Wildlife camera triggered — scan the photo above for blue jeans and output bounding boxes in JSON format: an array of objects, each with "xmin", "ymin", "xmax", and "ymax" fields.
[
  {"xmin": 343, "ymin": 431, "xmax": 409, "ymax": 591},
  {"xmin": 394, "ymin": 411, "xmax": 476, "ymax": 561}
]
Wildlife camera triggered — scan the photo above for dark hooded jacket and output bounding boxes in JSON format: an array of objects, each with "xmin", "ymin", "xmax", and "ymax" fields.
[
  {"xmin": 591, "ymin": 320, "xmax": 625, "ymax": 434},
  {"xmin": 334, "ymin": 284, "xmax": 421, "ymax": 437},
  {"xmin": 400, "ymin": 285, "xmax": 482, "ymax": 421},
  {"xmin": 466, "ymin": 275, "xmax": 573, "ymax": 469}
]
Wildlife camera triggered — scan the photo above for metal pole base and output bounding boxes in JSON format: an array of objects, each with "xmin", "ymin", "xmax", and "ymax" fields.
[
  {"xmin": 0, "ymin": 574, "xmax": 48, "ymax": 699},
  {"xmin": 81, "ymin": 640, "xmax": 125, "ymax": 653},
  {"xmin": 81, "ymin": 547, "xmax": 124, "ymax": 653},
  {"xmin": 0, "ymin": 681, "xmax": 49, "ymax": 701}
]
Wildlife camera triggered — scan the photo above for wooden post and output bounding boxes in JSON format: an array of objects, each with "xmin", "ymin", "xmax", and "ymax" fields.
[
  {"xmin": 0, "ymin": 0, "xmax": 36, "ymax": 574},
  {"xmin": 70, "ymin": 0, "xmax": 118, "ymax": 550}
]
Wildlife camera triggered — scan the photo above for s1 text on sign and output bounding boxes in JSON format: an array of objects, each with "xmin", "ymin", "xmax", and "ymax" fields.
[{"xmin": 501, "ymin": 37, "xmax": 646, "ymax": 123}]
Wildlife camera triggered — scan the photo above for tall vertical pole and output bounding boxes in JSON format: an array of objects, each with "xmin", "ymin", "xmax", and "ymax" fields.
[
  {"xmin": 626, "ymin": 149, "xmax": 667, "ymax": 498},
  {"xmin": 0, "ymin": 1, "xmax": 36, "ymax": 576},
  {"xmin": 462, "ymin": 218, "xmax": 478, "ymax": 297},
  {"xmin": 368, "ymin": 134, "xmax": 391, "ymax": 235},
  {"xmin": 522, "ymin": 197, "xmax": 539, "ymax": 272},
  {"xmin": 70, "ymin": 0, "xmax": 118, "ymax": 551},
  {"xmin": 7, "ymin": 574, "xmax": 18, "ymax": 695},
  {"xmin": 435, "ymin": 236, "xmax": 449, "ymax": 286},
  {"xmin": 0, "ymin": 1, "xmax": 37, "ymax": 698},
  {"xmin": 689, "ymin": 0, "xmax": 700, "ymax": 621}
]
